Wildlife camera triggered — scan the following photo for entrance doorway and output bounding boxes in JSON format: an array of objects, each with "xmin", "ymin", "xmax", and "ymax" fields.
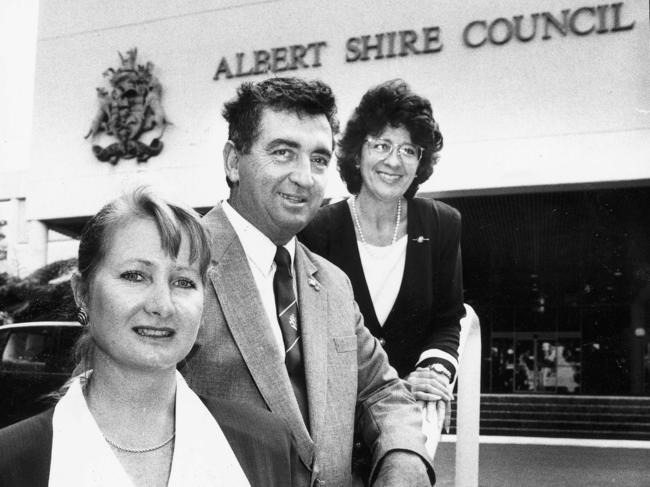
[
  {"xmin": 440, "ymin": 185, "xmax": 650, "ymax": 396},
  {"xmin": 491, "ymin": 332, "xmax": 581, "ymax": 393}
]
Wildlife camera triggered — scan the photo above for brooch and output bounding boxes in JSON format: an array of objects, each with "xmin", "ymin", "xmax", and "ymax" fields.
[
  {"xmin": 412, "ymin": 236, "xmax": 430, "ymax": 243},
  {"xmin": 308, "ymin": 277, "xmax": 321, "ymax": 291}
]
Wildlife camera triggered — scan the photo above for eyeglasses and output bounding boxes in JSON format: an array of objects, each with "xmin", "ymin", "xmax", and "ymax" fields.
[{"xmin": 364, "ymin": 136, "xmax": 423, "ymax": 164}]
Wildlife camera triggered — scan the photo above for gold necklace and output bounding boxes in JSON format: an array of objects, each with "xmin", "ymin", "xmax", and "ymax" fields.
[{"xmin": 104, "ymin": 431, "xmax": 175, "ymax": 454}]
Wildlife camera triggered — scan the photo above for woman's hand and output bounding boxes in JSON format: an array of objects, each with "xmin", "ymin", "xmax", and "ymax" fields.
[
  {"xmin": 406, "ymin": 366, "xmax": 454, "ymax": 403},
  {"xmin": 410, "ymin": 367, "xmax": 454, "ymax": 436}
]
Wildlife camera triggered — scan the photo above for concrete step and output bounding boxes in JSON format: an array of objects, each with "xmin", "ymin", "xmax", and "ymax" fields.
[
  {"xmin": 478, "ymin": 411, "xmax": 650, "ymax": 424},
  {"xmin": 480, "ymin": 393, "xmax": 650, "ymax": 405},
  {"xmin": 447, "ymin": 394, "xmax": 650, "ymax": 439},
  {"xmin": 479, "ymin": 403, "xmax": 650, "ymax": 414}
]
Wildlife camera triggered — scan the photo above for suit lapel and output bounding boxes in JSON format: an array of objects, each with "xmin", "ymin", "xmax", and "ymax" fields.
[
  {"xmin": 294, "ymin": 244, "xmax": 328, "ymax": 449},
  {"xmin": 203, "ymin": 205, "xmax": 315, "ymax": 465}
]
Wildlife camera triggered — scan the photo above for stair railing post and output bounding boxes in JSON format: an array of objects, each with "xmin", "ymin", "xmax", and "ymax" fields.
[{"xmin": 455, "ymin": 305, "xmax": 481, "ymax": 487}]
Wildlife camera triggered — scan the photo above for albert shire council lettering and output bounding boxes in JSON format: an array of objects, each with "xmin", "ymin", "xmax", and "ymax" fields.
[{"xmin": 213, "ymin": 2, "xmax": 634, "ymax": 81}]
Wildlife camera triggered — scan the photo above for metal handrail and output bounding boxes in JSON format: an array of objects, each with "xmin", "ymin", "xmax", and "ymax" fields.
[
  {"xmin": 422, "ymin": 304, "xmax": 481, "ymax": 486},
  {"xmin": 455, "ymin": 304, "xmax": 481, "ymax": 487}
]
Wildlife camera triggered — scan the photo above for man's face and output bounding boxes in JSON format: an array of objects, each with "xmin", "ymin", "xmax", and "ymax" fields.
[{"xmin": 226, "ymin": 108, "xmax": 333, "ymax": 244}]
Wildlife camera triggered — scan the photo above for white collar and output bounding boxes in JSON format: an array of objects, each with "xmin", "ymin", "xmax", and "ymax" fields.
[
  {"xmin": 49, "ymin": 371, "xmax": 250, "ymax": 487},
  {"xmin": 222, "ymin": 200, "xmax": 296, "ymax": 275}
]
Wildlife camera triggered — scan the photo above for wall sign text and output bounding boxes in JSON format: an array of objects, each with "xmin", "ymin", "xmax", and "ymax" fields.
[{"xmin": 213, "ymin": 2, "xmax": 635, "ymax": 81}]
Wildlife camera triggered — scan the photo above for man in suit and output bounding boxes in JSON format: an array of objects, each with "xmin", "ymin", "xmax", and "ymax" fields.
[{"xmin": 182, "ymin": 77, "xmax": 433, "ymax": 486}]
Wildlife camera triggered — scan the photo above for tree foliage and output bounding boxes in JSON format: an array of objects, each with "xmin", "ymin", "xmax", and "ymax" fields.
[{"xmin": 0, "ymin": 259, "xmax": 77, "ymax": 325}]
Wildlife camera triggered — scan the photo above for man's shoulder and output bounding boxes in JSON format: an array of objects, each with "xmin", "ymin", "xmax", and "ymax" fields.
[
  {"xmin": 202, "ymin": 203, "xmax": 222, "ymax": 218},
  {"xmin": 201, "ymin": 203, "xmax": 227, "ymax": 230},
  {"xmin": 200, "ymin": 203, "xmax": 242, "ymax": 263}
]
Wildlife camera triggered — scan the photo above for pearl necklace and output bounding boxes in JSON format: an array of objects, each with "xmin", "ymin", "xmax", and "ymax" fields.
[
  {"xmin": 105, "ymin": 431, "xmax": 175, "ymax": 454},
  {"xmin": 351, "ymin": 196, "xmax": 402, "ymax": 248}
]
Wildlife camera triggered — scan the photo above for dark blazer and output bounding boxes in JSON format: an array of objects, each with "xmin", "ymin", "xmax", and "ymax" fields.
[
  {"xmin": 0, "ymin": 396, "xmax": 296, "ymax": 487},
  {"xmin": 299, "ymin": 197, "xmax": 465, "ymax": 379}
]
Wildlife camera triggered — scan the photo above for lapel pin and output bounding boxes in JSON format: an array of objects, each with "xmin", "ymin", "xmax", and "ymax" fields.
[
  {"xmin": 308, "ymin": 277, "xmax": 321, "ymax": 291},
  {"xmin": 413, "ymin": 236, "xmax": 430, "ymax": 243}
]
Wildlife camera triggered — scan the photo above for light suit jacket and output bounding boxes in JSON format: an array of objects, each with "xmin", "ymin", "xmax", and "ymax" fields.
[{"xmin": 182, "ymin": 204, "xmax": 432, "ymax": 486}]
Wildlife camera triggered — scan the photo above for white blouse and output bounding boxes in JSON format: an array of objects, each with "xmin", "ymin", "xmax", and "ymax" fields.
[
  {"xmin": 357, "ymin": 235, "xmax": 408, "ymax": 326},
  {"xmin": 48, "ymin": 371, "xmax": 250, "ymax": 487}
]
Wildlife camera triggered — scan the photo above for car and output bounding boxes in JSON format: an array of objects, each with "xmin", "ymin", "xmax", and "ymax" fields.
[{"xmin": 0, "ymin": 321, "xmax": 82, "ymax": 428}]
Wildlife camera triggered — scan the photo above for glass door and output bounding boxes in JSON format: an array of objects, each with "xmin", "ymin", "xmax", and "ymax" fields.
[{"xmin": 491, "ymin": 332, "xmax": 581, "ymax": 393}]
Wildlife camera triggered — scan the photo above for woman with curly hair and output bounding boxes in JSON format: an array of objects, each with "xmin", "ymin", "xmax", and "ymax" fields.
[{"xmin": 300, "ymin": 79, "xmax": 465, "ymax": 436}]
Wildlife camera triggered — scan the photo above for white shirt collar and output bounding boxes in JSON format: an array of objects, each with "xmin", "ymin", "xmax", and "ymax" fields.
[
  {"xmin": 49, "ymin": 371, "xmax": 250, "ymax": 487},
  {"xmin": 222, "ymin": 200, "xmax": 296, "ymax": 274}
]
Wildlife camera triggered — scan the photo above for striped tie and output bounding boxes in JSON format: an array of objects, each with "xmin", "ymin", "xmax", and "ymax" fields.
[{"xmin": 273, "ymin": 246, "xmax": 302, "ymax": 372}]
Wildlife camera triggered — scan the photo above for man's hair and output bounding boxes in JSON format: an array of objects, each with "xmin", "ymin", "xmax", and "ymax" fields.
[
  {"xmin": 337, "ymin": 79, "xmax": 443, "ymax": 199},
  {"xmin": 222, "ymin": 78, "xmax": 339, "ymax": 184}
]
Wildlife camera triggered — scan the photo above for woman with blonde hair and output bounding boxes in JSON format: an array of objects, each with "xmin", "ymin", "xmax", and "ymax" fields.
[{"xmin": 0, "ymin": 187, "xmax": 295, "ymax": 487}]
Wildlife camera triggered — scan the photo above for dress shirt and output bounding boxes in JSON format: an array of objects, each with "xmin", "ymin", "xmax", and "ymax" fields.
[
  {"xmin": 356, "ymin": 235, "xmax": 407, "ymax": 326},
  {"xmin": 222, "ymin": 201, "xmax": 296, "ymax": 358}
]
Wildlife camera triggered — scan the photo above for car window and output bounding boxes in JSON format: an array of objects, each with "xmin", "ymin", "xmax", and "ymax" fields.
[
  {"xmin": 1, "ymin": 328, "xmax": 57, "ymax": 372},
  {"xmin": 52, "ymin": 327, "xmax": 81, "ymax": 372}
]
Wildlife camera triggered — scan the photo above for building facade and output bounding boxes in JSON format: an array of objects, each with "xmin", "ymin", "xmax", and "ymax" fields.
[{"xmin": 1, "ymin": 0, "xmax": 649, "ymax": 394}]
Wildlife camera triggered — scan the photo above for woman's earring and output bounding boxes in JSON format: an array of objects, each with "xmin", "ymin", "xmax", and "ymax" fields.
[{"xmin": 77, "ymin": 307, "xmax": 89, "ymax": 327}]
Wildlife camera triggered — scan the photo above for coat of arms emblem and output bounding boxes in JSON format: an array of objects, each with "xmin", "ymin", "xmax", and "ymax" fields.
[{"xmin": 85, "ymin": 48, "xmax": 168, "ymax": 165}]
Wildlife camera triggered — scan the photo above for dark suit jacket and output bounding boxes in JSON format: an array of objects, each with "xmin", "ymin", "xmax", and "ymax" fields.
[
  {"xmin": 0, "ymin": 396, "xmax": 295, "ymax": 487},
  {"xmin": 182, "ymin": 204, "xmax": 434, "ymax": 486},
  {"xmin": 299, "ymin": 197, "xmax": 465, "ymax": 379}
]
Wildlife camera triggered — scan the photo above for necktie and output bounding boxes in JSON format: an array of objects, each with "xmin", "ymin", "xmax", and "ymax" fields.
[
  {"xmin": 273, "ymin": 246, "xmax": 302, "ymax": 372},
  {"xmin": 273, "ymin": 246, "xmax": 309, "ymax": 430}
]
